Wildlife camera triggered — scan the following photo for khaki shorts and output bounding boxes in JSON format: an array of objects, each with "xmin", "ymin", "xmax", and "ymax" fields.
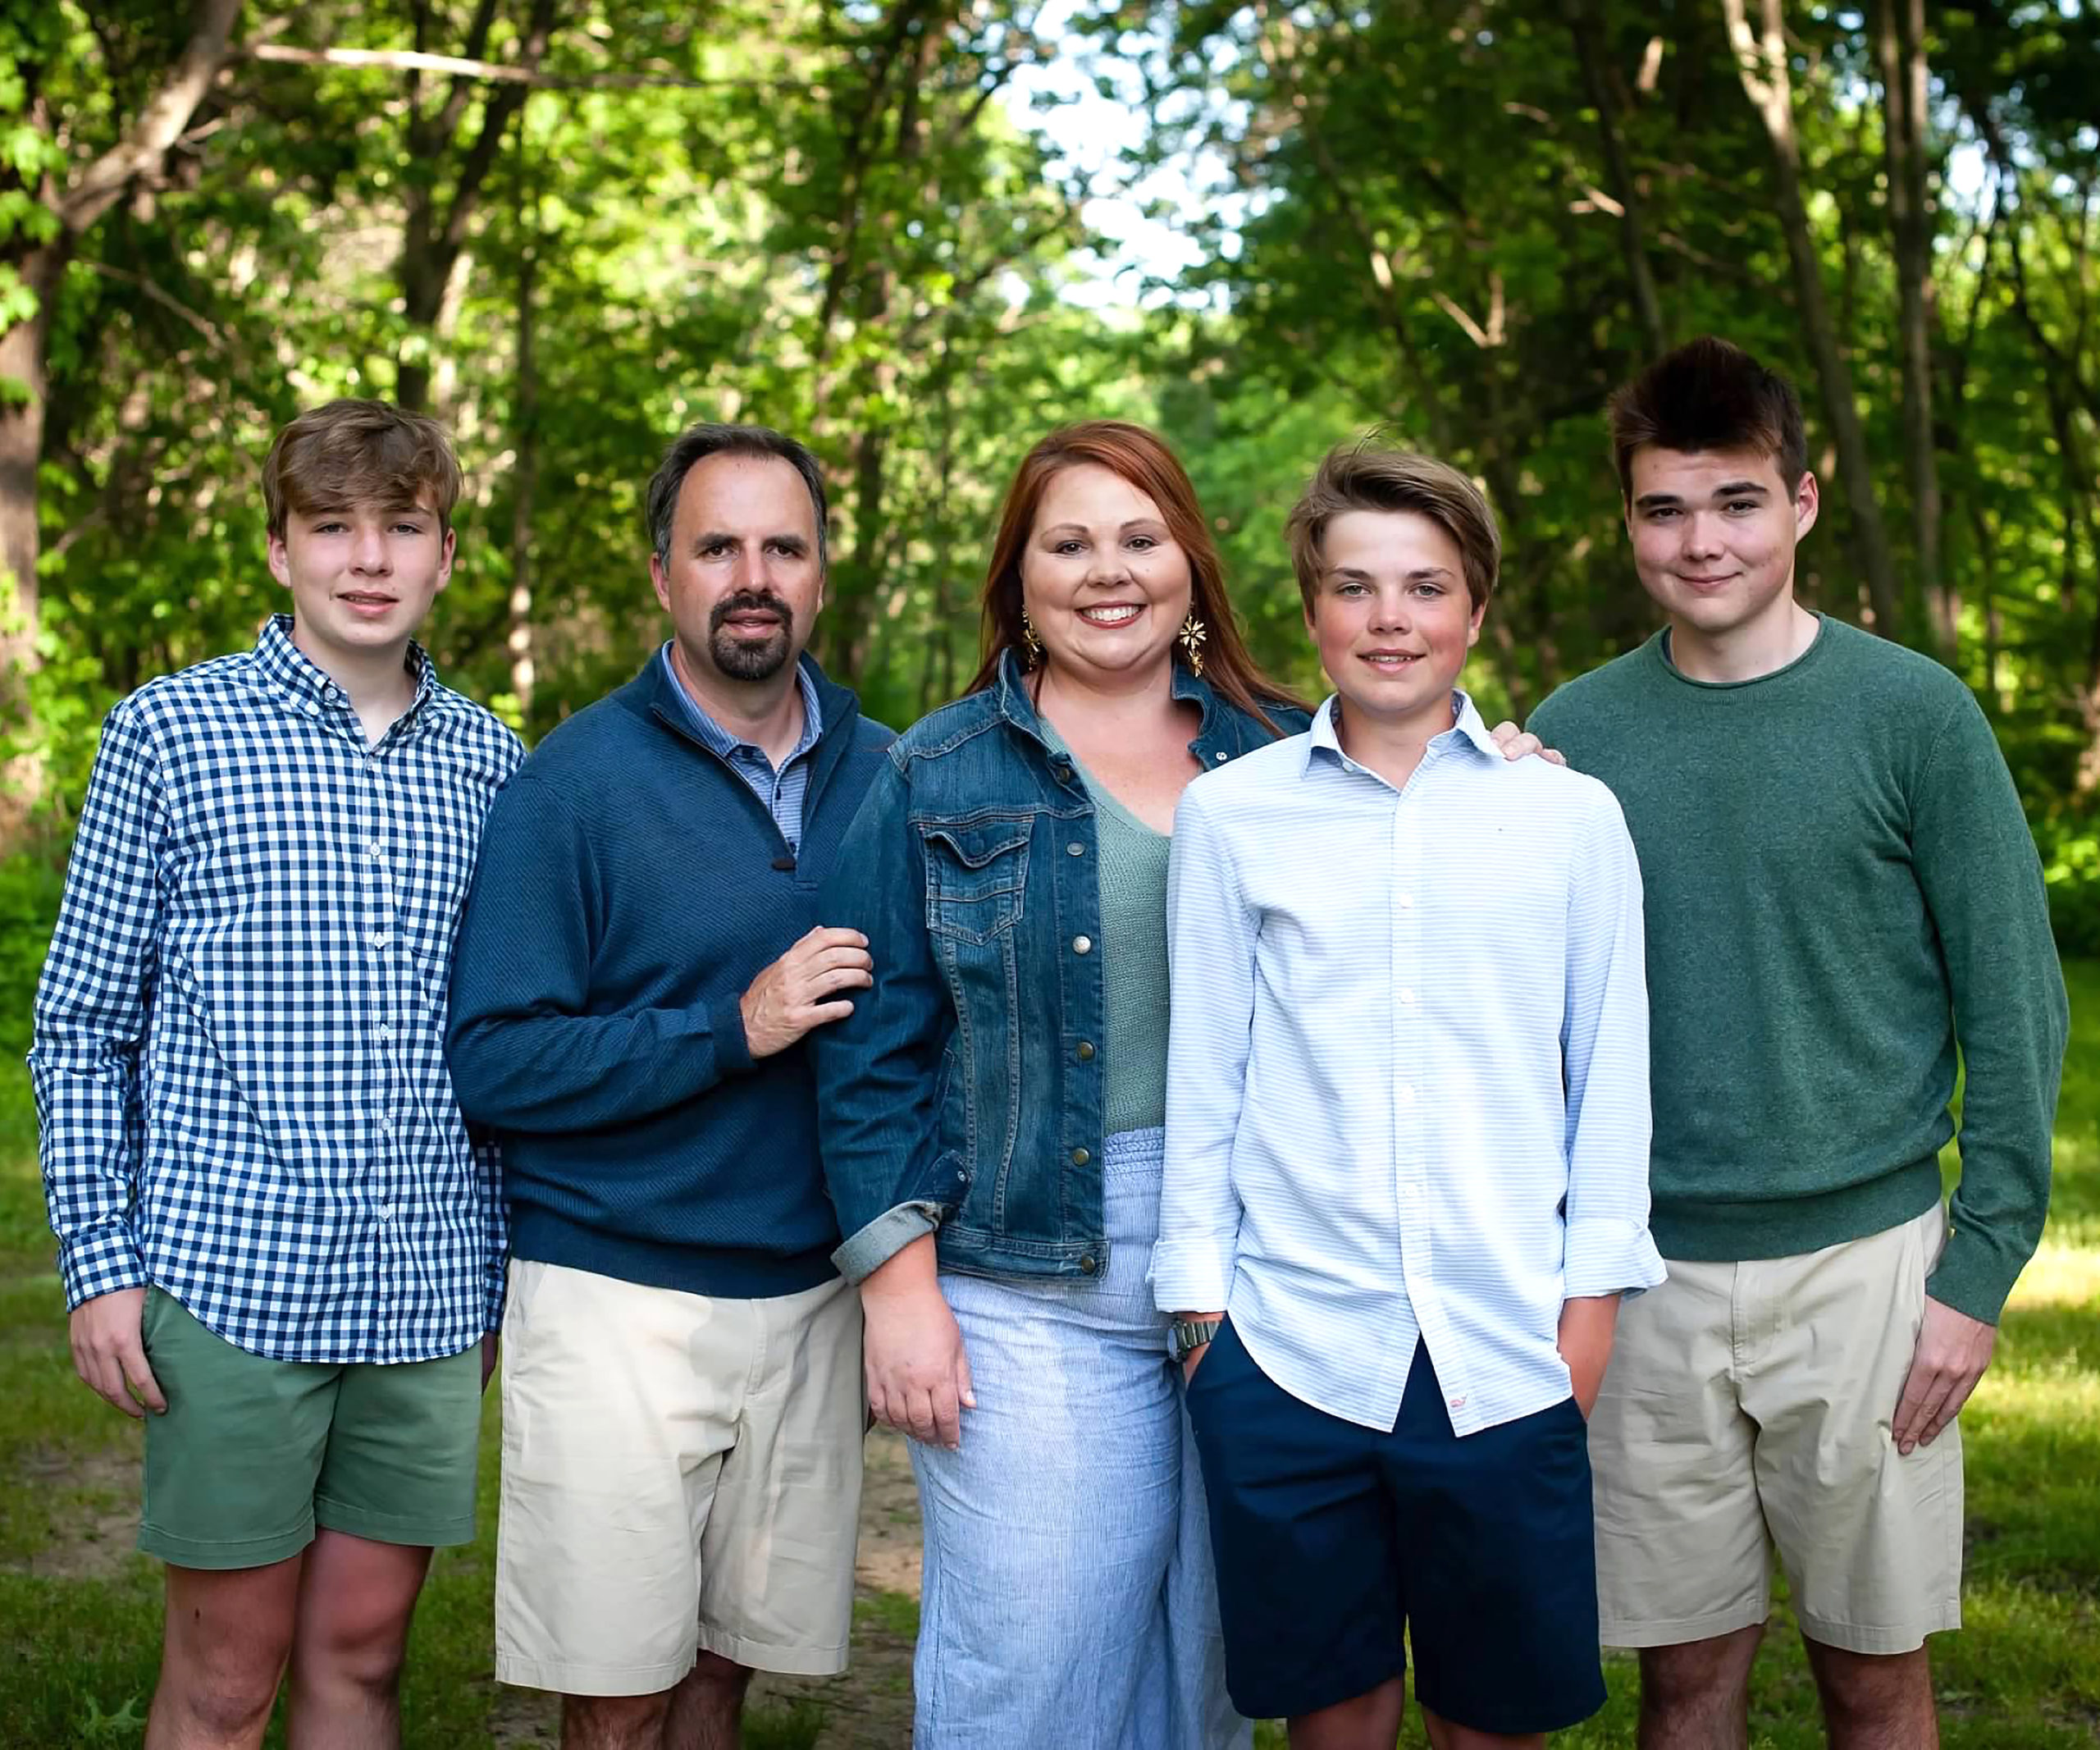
[
  {"xmin": 1589, "ymin": 1202, "xmax": 1961, "ymax": 1656},
  {"xmin": 139, "ymin": 1287, "xmax": 481, "ymax": 1570},
  {"xmin": 495, "ymin": 1262, "xmax": 864, "ymax": 1696}
]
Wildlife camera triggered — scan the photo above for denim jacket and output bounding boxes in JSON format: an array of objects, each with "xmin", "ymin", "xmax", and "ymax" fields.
[{"xmin": 811, "ymin": 651, "xmax": 1309, "ymax": 1285}]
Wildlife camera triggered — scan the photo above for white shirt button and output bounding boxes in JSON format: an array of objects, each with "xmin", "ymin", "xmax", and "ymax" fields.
[
  {"xmin": 368, "ymin": 840, "xmax": 384, "ymax": 857},
  {"xmin": 370, "ymin": 930, "xmax": 391, "ymax": 949},
  {"xmin": 375, "ymin": 1204, "xmax": 395, "ymax": 1222},
  {"xmin": 1397, "ymin": 893, "xmax": 1415, "ymax": 910},
  {"xmin": 1214, "ymin": 752, "xmax": 1229, "ymax": 762},
  {"xmin": 377, "ymin": 1024, "xmax": 393, "ymax": 1041},
  {"xmin": 377, "ymin": 1113, "xmax": 395, "ymax": 1133},
  {"xmin": 1399, "ymin": 988, "xmax": 1418, "ymax": 1008},
  {"xmin": 1396, "ymin": 1084, "xmax": 1417, "ymax": 1108},
  {"xmin": 1073, "ymin": 935, "xmax": 1093, "ymax": 955}
]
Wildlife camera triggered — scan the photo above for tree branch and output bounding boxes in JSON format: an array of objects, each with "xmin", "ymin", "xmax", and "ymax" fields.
[
  {"xmin": 62, "ymin": 0, "xmax": 244, "ymax": 237},
  {"xmin": 240, "ymin": 40, "xmax": 812, "ymax": 91}
]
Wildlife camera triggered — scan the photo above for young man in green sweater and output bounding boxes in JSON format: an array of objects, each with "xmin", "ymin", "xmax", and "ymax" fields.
[{"xmin": 1529, "ymin": 336, "xmax": 2068, "ymax": 1749}]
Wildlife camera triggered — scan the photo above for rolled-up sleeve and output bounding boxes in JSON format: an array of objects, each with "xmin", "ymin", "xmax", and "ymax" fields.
[
  {"xmin": 810, "ymin": 754, "xmax": 964, "ymax": 1283},
  {"xmin": 1560, "ymin": 791, "xmax": 1665, "ymax": 1300},
  {"xmin": 1153, "ymin": 784, "xmax": 1253, "ymax": 1314}
]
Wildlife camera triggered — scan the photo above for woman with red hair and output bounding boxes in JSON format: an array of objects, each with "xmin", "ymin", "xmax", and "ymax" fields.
[{"xmin": 814, "ymin": 422, "xmax": 1545, "ymax": 1742}]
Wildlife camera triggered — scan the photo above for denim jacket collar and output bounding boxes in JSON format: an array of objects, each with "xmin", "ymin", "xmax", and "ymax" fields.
[{"xmin": 987, "ymin": 646, "xmax": 1267, "ymax": 769}]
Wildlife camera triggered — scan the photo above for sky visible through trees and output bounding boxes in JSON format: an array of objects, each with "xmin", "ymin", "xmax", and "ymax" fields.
[{"xmin": 2, "ymin": 1, "xmax": 2096, "ymax": 997}]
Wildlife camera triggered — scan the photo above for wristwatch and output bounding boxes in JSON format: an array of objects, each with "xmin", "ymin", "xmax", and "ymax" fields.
[{"xmin": 1170, "ymin": 1318, "xmax": 1221, "ymax": 1362}]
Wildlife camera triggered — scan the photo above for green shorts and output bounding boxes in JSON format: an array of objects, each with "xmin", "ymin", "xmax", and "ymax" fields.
[{"xmin": 139, "ymin": 1287, "xmax": 482, "ymax": 1570}]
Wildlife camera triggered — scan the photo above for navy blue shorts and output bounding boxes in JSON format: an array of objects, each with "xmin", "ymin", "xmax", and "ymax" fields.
[{"xmin": 1185, "ymin": 1324, "xmax": 1606, "ymax": 1734}]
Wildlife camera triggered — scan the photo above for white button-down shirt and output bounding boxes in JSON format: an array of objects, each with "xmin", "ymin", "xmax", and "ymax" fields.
[{"xmin": 1154, "ymin": 693, "xmax": 1664, "ymax": 1435}]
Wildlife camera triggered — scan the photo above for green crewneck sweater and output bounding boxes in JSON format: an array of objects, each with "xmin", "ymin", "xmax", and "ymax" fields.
[{"xmin": 1530, "ymin": 616, "xmax": 2067, "ymax": 1324}]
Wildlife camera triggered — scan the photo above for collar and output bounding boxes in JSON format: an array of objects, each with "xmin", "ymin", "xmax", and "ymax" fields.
[
  {"xmin": 654, "ymin": 642, "xmax": 827, "ymax": 760},
  {"xmin": 251, "ymin": 613, "xmax": 435, "ymax": 724},
  {"xmin": 1303, "ymin": 688, "xmax": 1500, "ymax": 775},
  {"xmin": 989, "ymin": 645, "xmax": 1228, "ymax": 746}
]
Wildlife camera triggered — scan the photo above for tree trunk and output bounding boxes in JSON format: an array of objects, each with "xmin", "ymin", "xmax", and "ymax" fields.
[
  {"xmin": 1566, "ymin": 0, "xmax": 1669, "ymax": 357},
  {"xmin": 0, "ymin": 0, "xmax": 244, "ymax": 748},
  {"xmin": 395, "ymin": 0, "xmax": 559, "ymax": 411},
  {"xmin": 1722, "ymin": 0, "xmax": 1905, "ymax": 639},
  {"xmin": 0, "ymin": 299, "xmax": 52, "ymax": 715},
  {"xmin": 1874, "ymin": 0, "xmax": 1948, "ymax": 652},
  {"xmin": 508, "ymin": 199, "xmax": 539, "ymax": 722}
]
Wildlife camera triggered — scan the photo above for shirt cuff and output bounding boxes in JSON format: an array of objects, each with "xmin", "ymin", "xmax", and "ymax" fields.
[
  {"xmin": 1564, "ymin": 1217, "xmax": 1668, "ymax": 1301},
  {"xmin": 58, "ymin": 1224, "xmax": 148, "ymax": 1311},
  {"xmin": 1148, "ymin": 1235, "xmax": 1235, "ymax": 1315},
  {"xmin": 832, "ymin": 1201, "xmax": 942, "ymax": 1285},
  {"xmin": 483, "ymin": 1258, "xmax": 510, "ymax": 1333},
  {"xmin": 708, "ymin": 991, "xmax": 756, "ymax": 1079},
  {"xmin": 1924, "ymin": 1228, "xmax": 2017, "ymax": 1327}
]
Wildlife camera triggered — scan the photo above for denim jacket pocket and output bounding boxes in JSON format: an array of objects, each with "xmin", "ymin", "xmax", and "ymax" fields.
[{"xmin": 920, "ymin": 817, "xmax": 1032, "ymax": 945}]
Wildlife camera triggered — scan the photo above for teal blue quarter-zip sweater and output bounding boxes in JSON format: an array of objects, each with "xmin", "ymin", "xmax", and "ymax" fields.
[{"xmin": 447, "ymin": 652, "xmax": 892, "ymax": 1298}]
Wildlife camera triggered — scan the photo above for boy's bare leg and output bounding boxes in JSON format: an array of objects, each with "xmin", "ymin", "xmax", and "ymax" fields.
[
  {"xmin": 1419, "ymin": 1702, "xmax": 1545, "ymax": 1750},
  {"xmin": 1287, "ymin": 1675, "xmax": 1407, "ymax": 1750},
  {"xmin": 148, "ymin": 1556, "xmax": 304, "ymax": 1749},
  {"xmin": 1637, "ymin": 1625, "xmax": 1763, "ymax": 1750},
  {"xmin": 285, "ymin": 1528, "xmax": 433, "ymax": 1748},
  {"xmin": 562, "ymin": 1693, "xmax": 670, "ymax": 1750},
  {"xmin": 1804, "ymin": 1641, "xmax": 1938, "ymax": 1750}
]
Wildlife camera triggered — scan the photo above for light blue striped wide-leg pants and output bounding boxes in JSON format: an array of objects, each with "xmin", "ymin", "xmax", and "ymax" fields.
[{"xmin": 908, "ymin": 1127, "xmax": 1248, "ymax": 1749}]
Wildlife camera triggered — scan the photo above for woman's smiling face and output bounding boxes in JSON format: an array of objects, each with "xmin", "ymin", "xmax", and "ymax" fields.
[{"xmin": 1020, "ymin": 462, "xmax": 1194, "ymax": 688}]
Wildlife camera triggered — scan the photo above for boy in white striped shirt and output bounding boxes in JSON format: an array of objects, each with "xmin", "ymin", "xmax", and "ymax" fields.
[{"xmin": 1157, "ymin": 443, "xmax": 1661, "ymax": 1749}]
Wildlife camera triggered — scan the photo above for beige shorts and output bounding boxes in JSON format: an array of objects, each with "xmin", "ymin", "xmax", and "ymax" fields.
[
  {"xmin": 495, "ymin": 1262, "xmax": 864, "ymax": 1695},
  {"xmin": 1589, "ymin": 1201, "xmax": 1961, "ymax": 1656}
]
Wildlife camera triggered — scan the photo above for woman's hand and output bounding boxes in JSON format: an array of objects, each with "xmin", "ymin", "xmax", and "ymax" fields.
[{"xmin": 860, "ymin": 1234, "xmax": 976, "ymax": 1449}]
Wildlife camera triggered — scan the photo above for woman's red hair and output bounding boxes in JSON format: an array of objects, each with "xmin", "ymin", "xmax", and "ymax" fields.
[{"xmin": 966, "ymin": 421, "xmax": 1303, "ymax": 733}]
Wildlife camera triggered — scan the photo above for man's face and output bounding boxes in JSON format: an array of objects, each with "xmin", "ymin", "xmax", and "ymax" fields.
[
  {"xmin": 1624, "ymin": 445, "xmax": 1819, "ymax": 642},
  {"xmin": 650, "ymin": 454, "xmax": 824, "ymax": 687},
  {"xmin": 268, "ymin": 496, "xmax": 454, "ymax": 662},
  {"xmin": 1305, "ymin": 509, "xmax": 1483, "ymax": 733}
]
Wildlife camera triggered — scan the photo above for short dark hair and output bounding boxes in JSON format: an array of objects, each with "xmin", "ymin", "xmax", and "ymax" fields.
[
  {"xmin": 262, "ymin": 400, "xmax": 463, "ymax": 540},
  {"xmin": 1285, "ymin": 440, "xmax": 1500, "ymax": 614},
  {"xmin": 645, "ymin": 423, "xmax": 829, "ymax": 570},
  {"xmin": 1607, "ymin": 336, "xmax": 1808, "ymax": 500}
]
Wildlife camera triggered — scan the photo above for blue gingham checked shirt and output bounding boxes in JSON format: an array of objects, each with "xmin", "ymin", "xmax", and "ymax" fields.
[
  {"xmin": 30, "ymin": 615, "xmax": 524, "ymax": 1364},
  {"xmin": 1155, "ymin": 693, "xmax": 1664, "ymax": 1436}
]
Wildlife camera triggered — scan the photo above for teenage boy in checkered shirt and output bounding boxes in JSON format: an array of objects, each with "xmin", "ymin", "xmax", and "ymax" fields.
[{"xmin": 30, "ymin": 401, "xmax": 523, "ymax": 1748}]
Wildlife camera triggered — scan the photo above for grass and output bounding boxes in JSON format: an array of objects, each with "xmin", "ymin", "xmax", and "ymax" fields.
[{"xmin": 0, "ymin": 967, "xmax": 2092, "ymax": 1747}]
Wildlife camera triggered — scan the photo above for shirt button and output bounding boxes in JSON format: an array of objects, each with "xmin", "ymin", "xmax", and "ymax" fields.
[
  {"xmin": 1078, "ymin": 1254, "xmax": 1098, "ymax": 1276},
  {"xmin": 1399, "ymin": 988, "xmax": 1417, "ymax": 1008},
  {"xmin": 1397, "ymin": 893, "xmax": 1415, "ymax": 910},
  {"xmin": 370, "ymin": 930, "xmax": 391, "ymax": 949},
  {"xmin": 1214, "ymin": 751, "xmax": 1229, "ymax": 762},
  {"xmin": 377, "ymin": 1024, "xmax": 394, "ymax": 1041},
  {"xmin": 1397, "ymin": 1085, "xmax": 1417, "ymax": 1108},
  {"xmin": 378, "ymin": 1114, "xmax": 395, "ymax": 1133},
  {"xmin": 1072, "ymin": 934, "xmax": 1092, "ymax": 955},
  {"xmin": 1071, "ymin": 1146, "xmax": 1091, "ymax": 1166},
  {"xmin": 375, "ymin": 1204, "xmax": 395, "ymax": 1222},
  {"xmin": 1066, "ymin": 842, "xmax": 1084, "ymax": 857},
  {"xmin": 1075, "ymin": 1041, "xmax": 1095, "ymax": 1062},
  {"xmin": 368, "ymin": 840, "xmax": 384, "ymax": 857}
]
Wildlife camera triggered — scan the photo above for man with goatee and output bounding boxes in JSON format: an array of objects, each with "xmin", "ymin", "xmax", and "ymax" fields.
[{"xmin": 447, "ymin": 424, "xmax": 889, "ymax": 1750}]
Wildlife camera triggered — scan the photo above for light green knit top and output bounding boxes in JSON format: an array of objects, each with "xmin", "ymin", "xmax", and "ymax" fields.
[{"xmin": 1041, "ymin": 724, "xmax": 1171, "ymax": 1134}]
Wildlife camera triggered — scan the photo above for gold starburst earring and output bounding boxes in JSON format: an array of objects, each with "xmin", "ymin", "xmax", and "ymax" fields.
[
  {"xmin": 1179, "ymin": 610, "xmax": 1208, "ymax": 677},
  {"xmin": 1020, "ymin": 608, "xmax": 1044, "ymax": 670}
]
